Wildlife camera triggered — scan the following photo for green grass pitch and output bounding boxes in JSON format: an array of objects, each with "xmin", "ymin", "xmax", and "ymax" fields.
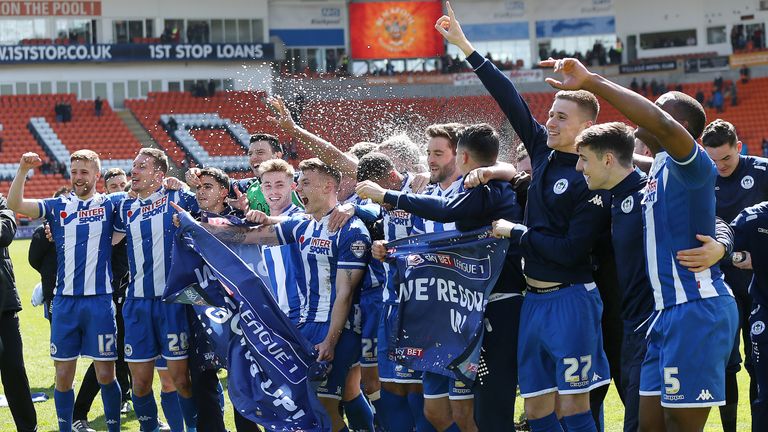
[{"xmin": 0, "ymin": 239, "xmax": 754, "ymax": 431}]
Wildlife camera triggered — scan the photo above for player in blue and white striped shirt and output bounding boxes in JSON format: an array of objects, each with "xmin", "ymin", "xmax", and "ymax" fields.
[
  {"xmin": 208, "ymin": 158, "xmax": 372, "ymax": 432},
  {"xmin": 543, "ymin": 57, "xmax": 738, "ymax": 431},
  {"xmin": 406, "ymin": 123, "xmax": 478, "ymax": 431},
  {"xmin": 114, "ymin": 148, "xmax": 200, "ymax": 432},
  {"xmin": 8, "ymin": 150, "xmax": 124, "ymax": 432},
  {"xmin": 257, "ymin": 159, "xmax": 306, "ymax": 324}
]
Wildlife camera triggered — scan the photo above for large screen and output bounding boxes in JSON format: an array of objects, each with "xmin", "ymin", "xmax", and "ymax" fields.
[{"xmin": 349, "ymin": 1, "xmax": 445, "ymax": 60}]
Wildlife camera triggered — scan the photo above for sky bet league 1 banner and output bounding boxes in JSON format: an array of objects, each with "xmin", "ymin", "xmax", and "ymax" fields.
[
  {"xmin": 349, "ymin": 0, "xmax": 445, "ymax": 60},
  {"xmin": 386, "ymin": 228, "xmax": 509, "ymax": 386},
  {"xmin": 0, "ymin": 42, "xmax": 275, "ymax": 64},
  {"xmin": 165, "ymin": 211, "xmax": 331, "ymax": 432}
]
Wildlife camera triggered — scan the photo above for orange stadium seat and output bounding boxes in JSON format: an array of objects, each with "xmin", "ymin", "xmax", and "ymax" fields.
[{"xmin": 5, "ymin": 76, "xmax": 768, "ymax": 199}]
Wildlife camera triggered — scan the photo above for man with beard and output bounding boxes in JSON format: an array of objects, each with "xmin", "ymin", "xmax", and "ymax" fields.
[
  {"xmin": 8, "ymin": 150, "xmax": 125, "ymax": 432},
  {"xmin": 114, "ymin": 148, "xmax": 200, "ymax": 432}
]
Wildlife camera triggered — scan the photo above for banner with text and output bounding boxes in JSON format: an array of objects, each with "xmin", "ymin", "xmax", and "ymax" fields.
[
  {"xmin": 166, "ymin": 212, "xmax": 330, "ymax": 431},
  {"xmin": 349, "ymin": 1, "xmax": 445, "ymax": 60},
  {"xmin": 0, "ymin": 1, "xmax": 101, "ymax": 16},
  {"xmin": 453, "ymin": 68, "xmax": 543, "ymax": 86},
  {"xmin": 386, "ymin": 228, "xmax": 509, "ymax": 385},
  {"xmin": 0, "ymin": 43, "xmax": 275, "ymax": 64}
]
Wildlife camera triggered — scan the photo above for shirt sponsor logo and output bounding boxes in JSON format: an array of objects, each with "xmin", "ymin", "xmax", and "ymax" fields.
[
  {"xmin": 127, "ymin": 196, "xmax": 168, "ymax": 221},
  {"xmin": 395, "ymin": 347, "xmax": 424, "ymax": 358},
  {"xmin": 60, "ymin": 206, "xmax": 106, "ymax": 225},
  {"xmin": 642, "ymin": 178, "xmax": 658, "ymax": 205},
  {"xmin": 388, "ymin": 209, "xmax": 412, "ymax": 226},
  {"xmin": 621, "ymin": 195, "xmax": 634, "ymax": 213},
  {"xmin": 553, "ymin": 178, "xmax": 569, "ymax": 195},
  {"xmin": 306, "ymin": 237, "xmax": 333, "ymax": 256}
]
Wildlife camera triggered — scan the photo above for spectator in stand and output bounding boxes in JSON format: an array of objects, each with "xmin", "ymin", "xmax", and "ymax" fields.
[
  {"xmin": 339, "ymin": 53, "xmax": 350, "ymax": 75},
  {"xmin": 0, "ymin": 192, "xmax": 38, "ymax": 432},
  {"xmin": 715, "ymin": 75, "xmax": 724, "ymax": 91},
  {"xmin": 326, "ymin": 50, "xmax": 337, "ymax": 73},
  {"xmin": 650, "ymin": 79, "xmax": 659, "ymax": 96},
  {"xmin": 640, "ymin": 79, "xmax": 648, "ymax": 95},
  {"xmin": 695, "ymin": 89, "xmax": 706, "ymax": 105},
  {"xmin": 754, "ymin": 28, "xmax": 764, "ymax": 50},
  {"xmin": 712, "ymin": 88, "xmax": 725, "ymax": 113},
  {"xmin": 675, "ymin": 83, "xmax": 683, "ymax": 92},
  {"xmin": 740, "ymin": 65, "xmax": 751, "ymax": 83},
  {"xmin": 629, "ymin": 78, "xmax": 639, "ymax": 93},
  {"xmin": 94, "ymin": 97, "xmax": 103, "ymax": 117},
  {"xmin": 762, "ymin": 138, "xmax": 768, "ymax": 157},
  {"xmin": 207, "ymin": 80, "xmax": 216, "ymax": 98}
]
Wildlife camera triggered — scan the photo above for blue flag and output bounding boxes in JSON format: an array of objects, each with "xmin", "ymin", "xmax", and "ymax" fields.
[
  {"xmin": 385, "ymin": 227, "xmax": 509, "ymax": 386},
  {"xmin": 166, "ymin": 211, "xmax": 331, "ymax": 431}
]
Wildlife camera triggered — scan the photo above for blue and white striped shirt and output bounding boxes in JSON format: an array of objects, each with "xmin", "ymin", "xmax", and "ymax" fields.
[
  {"xmin": 40, "ymin": 192, "xmax": 125, "ymax": 296},
  {"xmin": 263, "ymin": 204, "xmax": 306, "ymax": 324},
  {"xmin": 115, "ymin": 187, "xmax": 199, "ymax": 298},
  {"xmin": 642, "ymin": 147, "xmax": 732, "ymax": 310},
  {"xmin": 276, "ymin": 211, "xmax": 371, "ymax": 324},
  {"xmin": 411, "ymin": 177, "xmax": 463, "ymax": 234}
]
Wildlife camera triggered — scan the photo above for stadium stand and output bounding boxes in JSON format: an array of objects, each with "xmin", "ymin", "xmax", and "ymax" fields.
[
  {"xmin": 0, "ymin": 94, "xmax": 141, "ymax": 198},
  {"xmin": 2, "ymin": 74, "xmax": 767, "ymax": 200}
]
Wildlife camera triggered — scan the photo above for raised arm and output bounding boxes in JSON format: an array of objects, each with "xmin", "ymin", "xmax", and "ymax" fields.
[
  {"xmin": 268, "ymin": 96, "xmax": 359, "ymax": 178},
  {"xmin": 8, "ymin": 153, "xmax": 44, "ymax": 219},
  {"xmin": 435, "ymin": 2, "xmax": 547, "ymax": 159},
  {"xmin": 542, "ymin": 58, "xmax": 694, "ymax": 161}
]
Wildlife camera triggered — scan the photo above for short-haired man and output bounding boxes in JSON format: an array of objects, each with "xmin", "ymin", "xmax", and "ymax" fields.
[
  {"xmin": 702, "ymin": 119, "xmax": 768, "ymax": 430},
  {"xmin": 542, "ymin": 56, "xmax": 738, "ymax": 431},
  {"xmin": 352, "ymin": 152, "xmax": 428, "ymax": 431},
  {"xmin": 71, "ymin": 167, "xmax": 134, "ymax": 431},
  {"xmin": 357, "ymin": 124, "xmax": 525, "ymax": 432},
  {"xmin": 731, "ymin": 200, "xmax": 768, "ymax": 430},
  {"xmin": 115, "ymin": 148, "xmax": 200, "ymax": 432},
  {"xmin": 185, "ymin": 133, "xmax": 301, "ymax": 214},
  {"xmin": 187, "ymin": 166, "xmax": 238, "ymax": 432},
  {"xmin": 0, "ymin": 191, "xmax": 38, "ymax": 432},
  {"xmin": 406, "ymin": 122, "xmax": 479, "ymax": 431},
  {"xmin": 436, "ymin": 7, "xmax": 612, "ymax": 431},
  {"xmin": 205, "ymin": 158, "xmax": 371, "ymax": 432},
  {"xmin": 8, "ymin": 150, "xmax": 124, "ymax": 432},
  {"xmin": 572, "ymin": 121, "xmax": 734, "ymax": 432}
]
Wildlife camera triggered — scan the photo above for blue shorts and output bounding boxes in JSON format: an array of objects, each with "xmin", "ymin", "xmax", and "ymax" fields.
[
  {"xmin": 360, "ymin": 288, "xmax": 383, "ymax": 367},
  {"xmin": 518, "ymin": 283, "xmax": 610, "ymax": 397},
  {"xmin": 423, "ymin": 371, "xmax": 473, "ymax": 400},
  {"xmin": 123, "ymin": 298, "xmax": 190, "ymax": 362},
  {"xmin": 640, "ymin": 296, "xmax": 738, "ymax": 408},
  {"xmin": 377, "ymin": 302, "xmax": 422, "ymax": 383},
  {"xmin": 50, "ymin": 294, "xmax": 117, "ymax": 361},
  {"xmin": 301, "ymin": 322, "xmax": 361, "ymax": 400}
]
